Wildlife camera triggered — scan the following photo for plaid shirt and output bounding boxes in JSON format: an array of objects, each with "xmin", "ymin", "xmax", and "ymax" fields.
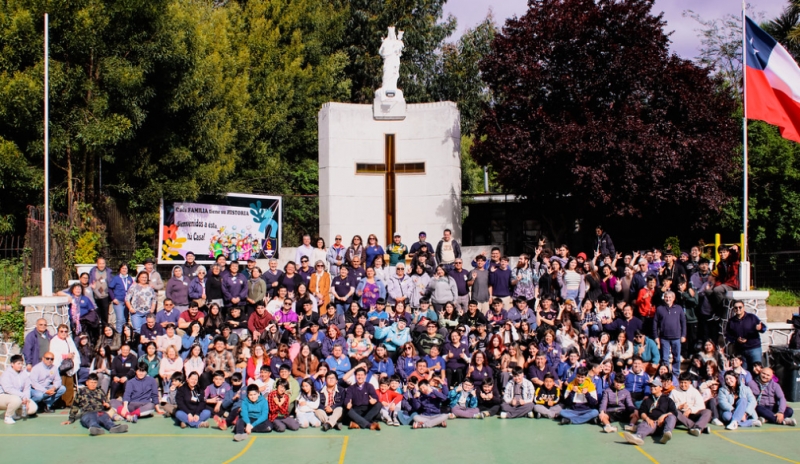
[
  {"xmin": 68, "ymin": 386, "xmax": 107, "ymax": 423},
  {"xmin": 579, "ymin": 310, "xmax": 599, "ymax": 328},
  {"xmin": 267, "ymin": 391, "xmax": 289, "ymax": 422}
]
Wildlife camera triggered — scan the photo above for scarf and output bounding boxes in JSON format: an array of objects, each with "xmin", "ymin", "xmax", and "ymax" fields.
[{"xmin": 71, "ymin": 300, "xmax": 82, "ymax": 333}]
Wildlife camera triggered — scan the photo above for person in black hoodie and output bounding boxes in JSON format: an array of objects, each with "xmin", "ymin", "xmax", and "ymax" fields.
[
  {"xmin": 594, "ymin": 226, "xmax": 615, "ymax": 257},
  {"xmin": 110, "ymin": 344, "xmax": 138, "ymax": 400},
  {"xmin": 206, "ymin": 265, "xmax": 225, "ymax": 310},
  {"xmin": 623, "ymin": 376, "xmax": 678, "ymax": 445},
  {"xmin": 175, "ymin": 371, "xmax": 211, "ymax": 428},
  {"xmin": 477, "ymin": 378, "xmax": 503, "ymax": 417}
]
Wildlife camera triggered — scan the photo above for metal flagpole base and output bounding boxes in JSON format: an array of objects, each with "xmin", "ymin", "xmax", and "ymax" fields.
[
  {"xmin": 739, "ymin": 261, "xmax": 751, "ymax": 291},
  {"xmin": 40, "ymin": 268, "xmax": 53, "ymax": 296}
]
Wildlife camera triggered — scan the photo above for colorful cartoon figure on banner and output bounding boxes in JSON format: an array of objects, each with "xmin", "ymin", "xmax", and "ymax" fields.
[{"xmin": 250, "ymin": 201, "xmax": 279, "ymax": 259}]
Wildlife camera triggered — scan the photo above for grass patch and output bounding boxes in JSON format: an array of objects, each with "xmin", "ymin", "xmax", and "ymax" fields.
[{"xmin": 764, "ymin": 288, "xmax": 800, "ymax": 307}]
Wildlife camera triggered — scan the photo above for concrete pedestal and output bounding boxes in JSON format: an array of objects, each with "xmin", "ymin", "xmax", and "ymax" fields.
[
  {"xmin": 318, "ymin": 100, "xmax": 461, "ymax": 245},
  {"xmin": 21, "ymin": 296, "xmax": 71, "ymax": 337}
]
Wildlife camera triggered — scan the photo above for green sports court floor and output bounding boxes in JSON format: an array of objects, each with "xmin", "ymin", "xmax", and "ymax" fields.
[{"xmin": 2, "ymin": 406, "xmax": 799, "ymax": 464}]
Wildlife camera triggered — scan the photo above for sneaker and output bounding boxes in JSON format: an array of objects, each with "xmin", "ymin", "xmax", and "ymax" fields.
[
  {"xmin": 481, "ymin": 411, "xmax": 490, "ymax": 418},
  {"xmin": 726, "ymin": 421, "xmax": 738, "ymax": 431},
  {"xmin": 126, "ymin": 415, "xmax": 138, "ymax": 424},
  {"xmin": 334, "ymin": 423, "xmax": 342, "ymax": 431},
  {"xmin": 233, "ymin": 434, "xmax": 247, "ymax": 442},
  {"xmin": 109, "ymin": 424, "xmax": 128, "ymax": 434},
  {"xmin": 448, "ymin": 413, "xmax": 456, "ymax": 420},
  {"xmin": 784, "ymin": 418, "xmax": 797, "ymax": 427},
  {"xmin": 752, "ymin": 419, "xmax": 762, "ymax": 427},
  {"xmin": 42, "ymin": 406, "xmax": 54, "ymax": 414},
  {"xmin": 688, "ymin": 428, "xmax": 701, "ymax": 437},
  {"xmin": 392, "ymin": 420, "xmax": 400, "ymax": 426},
  {"xmin": 534, "ymin": 412, "xmax": 542, "ymax": 419},
  {"xmin": 499, "ymin": 412, "xmax": 508, "ymax": 419},
  {"xmin": 199, "ymin": 421, "xmax": 210, "ymax": 428},
  {"xmin": 603, "ymin": 424, "xmax": 617, "ymax": 433},
  {"xmin": 89, "ymin": 427, "xmax": 105, "ymax": 436},
  {"xmin": 321, "ymin": 423, "xmax": 331, "ymax": 432},
  {"xmin": 624, "ymin": 424, "xmax": 637, "ymax": 433},
  {"xmin": 213, "ymin": 415, "xmax": 224, "ymax": 428},
  {"xmin": 473, "ymin": 413, "xmax": 484, "ymax": 420},
  {"xmin": 560, "ymin": 418, "xmax": 571, "ymax": 425},
  {"xmin": 161, "ymin": 395, "xmax": 169, "ymax": 404},
  {"xmin": 704, "ymin": 426, "xmax": 711, "ymax": 434},
  {"xmin": 349, "ymin": 421, "xmax": 360, "ymax": 430},
  {"xmin": 623, "ymin": 432, "xmax": 644, "ymax": 446},
  {"xmin": 660, "ymin": 431, "xmax": 672, "ymax": 444},
  {"xmin": 759, "ymin": 417, "xmax": 768, "ymax": 425},
  {"xmin": 369, "ymin": 422, "xmax": 381, "ymax": 431},
  {"xmin": 712, "ymin": 419, "xmax": 724, "ymax": 427},
  {"xmin": 527, "ymin": 412, "xmax": 535, "ymax": 419}
]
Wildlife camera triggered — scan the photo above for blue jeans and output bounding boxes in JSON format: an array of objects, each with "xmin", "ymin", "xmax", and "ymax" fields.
[
  {"xmin": 659, "ymin": 338, "xmax": 682, "ymax": 377},
  {"xmin": 560, "ymin": 408, "xmax": 599, "ymax": 424},
  {"xmin": 335, "ymin": 303, "xmax": 349, "ymax": 317},
  {"xmin": 113, "ymin": 301, "xmax": 127, "ymax": 333},
  {"xmin": 80, "ymin": 411, "xmax": 115, "ymax": 431},
  {"xmin": 131, "ymin": 312, "xmax": 148, "ymax": 332},
  {"xmin": 722, "ymin": 397, "xmax": 753, "ymax": 427},
  {"xmin": 740, "ymin": 346, "xmax": 762, "ymax": 371},
  {"xmin": 31, "ymin": 385, "xmax": 66, "ymax": 409},
  {"xmin": 174, "ymin": 409, "xmax": 212, "ymax": 428}
]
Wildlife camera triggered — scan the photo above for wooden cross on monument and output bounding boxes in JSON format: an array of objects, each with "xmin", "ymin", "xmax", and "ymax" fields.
[{"xmin": 356, "ymin": 134, "xmax": 425, "ymax": 245}]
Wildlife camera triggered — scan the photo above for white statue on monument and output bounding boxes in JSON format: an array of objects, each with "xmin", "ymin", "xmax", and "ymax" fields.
[
  {"xmin": 379, "ymin": 27, "xmax": 404, "ymax": 93},
  {"xmin": 374, "ymin": 27, "xmax": 406, "ymax": 120}
]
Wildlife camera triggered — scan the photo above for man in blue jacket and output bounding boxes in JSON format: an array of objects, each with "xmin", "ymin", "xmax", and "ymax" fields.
[
  {"xmin": 653, "ymin": 292, "xmax": 686, "ymax": 377},
  {"xmin": 234, "ymin": 384, "xmax": 272, "ymax": 441},
  {"xmin": 23, "ymin": 319, "xmax": 52, "ymax": 371}
]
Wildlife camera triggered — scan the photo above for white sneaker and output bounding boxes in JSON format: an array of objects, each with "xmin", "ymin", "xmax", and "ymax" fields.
[
  {"xmin": 4, "ymin": 417, "xmax": 15, "ymax": 425},
  {"xmin": 784, "ymin": 418, "xmax": 797, "ymax": 427},
  {"xmin": 499, "ymin": 412, "xmax": 508, "ymax": 419},
  {"xmin": 752, "ymin": 419, "xmax": 762, "ymax": 427},
  {"xmin": 726, "ymin": 420, "xmax": 738, "ymax": 430},
  {"xmin": 711, "ymin": 419, "xmax": 724, "ymax": 427},
  {"xmin": 604, "ymin": 424, "xmax": 618, "ymax": 433}
]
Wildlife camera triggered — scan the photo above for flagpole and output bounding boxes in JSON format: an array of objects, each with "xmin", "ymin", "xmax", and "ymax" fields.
[
  {"xmin": 741, "ymin": 0, "xmax": 750, "ymax": 290},
  {"xmin": 42, "ymin": 12, "xmax": 53, "ymax": 296}
]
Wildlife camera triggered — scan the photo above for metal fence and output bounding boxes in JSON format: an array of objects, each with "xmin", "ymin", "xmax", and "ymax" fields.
[{"xmin": 751, "ymin": 251, "xmax": 800, "ymax": 293}]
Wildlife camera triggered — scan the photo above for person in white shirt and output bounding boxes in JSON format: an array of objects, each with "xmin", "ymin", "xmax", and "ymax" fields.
[
  {"xmin": 0, "ymin": 355, "xmax": 37, "ymax": 423},
  {"xmin": 670, "ymin": 372, "xmax": 712, "ymax": 436},
  {"xmin": 295, "ymin": 235, "xmax": 314, "ymax": 265}
]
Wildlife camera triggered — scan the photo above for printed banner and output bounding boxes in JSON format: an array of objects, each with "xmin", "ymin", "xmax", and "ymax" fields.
[{"xmin": 159, "ymin": 194, "xmax": 281, "ymax": 264}]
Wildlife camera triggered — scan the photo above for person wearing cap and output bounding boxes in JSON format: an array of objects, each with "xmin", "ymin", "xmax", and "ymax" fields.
[
  {"xmin": 409, "ymin": 232, "xmax": 434, "ymax": 258},
  {"xmin": 143, "ymin": 258, "xmax": 164, "ymax": 292},
  {"xmin": 327, "ymin": 235, "xmax": 348, "ymax": 276},
  {"xmin": 182, "ymin": 252, "xmax": 201, "ymax": 280},
  {"xmin": 386, "ymin": 232, "xmax": 408, "ymax": 274},
  {"xmin": 624, "ymin": 375, "xmax": 678, "ymax": 445}
]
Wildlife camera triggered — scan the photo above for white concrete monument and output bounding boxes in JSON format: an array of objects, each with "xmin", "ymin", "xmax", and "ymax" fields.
[{"xmin": 319, "ymin": 27, "xmax": 461, "ymax": 246}]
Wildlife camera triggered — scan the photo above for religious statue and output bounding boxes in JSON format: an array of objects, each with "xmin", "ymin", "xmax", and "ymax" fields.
[{"xmin": 379, "ymin": 27, "xmax": 404, "ymax": 92}]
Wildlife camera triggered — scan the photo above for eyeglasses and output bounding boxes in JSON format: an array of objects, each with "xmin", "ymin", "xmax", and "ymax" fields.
[
  {"xmin": 58, "ymin": 329, "xmax": 68, "ymax": 333},
  {"xmin": 335, "ymin": 237, "xmax": 342, "ymax": 241},
  {"xmin": 316, "ymin": 265, "xmax": 324, "ymax": 268},
  {"xmin": 301, "ymin": 260, "xmax": 309, "ymax": 263},
  {"xmin": 734, "ymin": 306, "xmax": 744, "ymax": 309},
  {"xmin": 44, "ymin": 357, "xmax": 54, "ymax": 361},
  {"xmin": 283, "ymin": 303, "xmax": 292, "ymax": 306}
]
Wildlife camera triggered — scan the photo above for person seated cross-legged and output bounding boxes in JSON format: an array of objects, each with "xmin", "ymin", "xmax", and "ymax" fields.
[
  {"xmin": 233, "ymin": 384, "xmax": 273, "ymax": 442},
  {"xmin": 749, "ymin": 367, "xmax": 796, "ymax": 427},
  {"xmin": 624, "ymin": 376, "xmax": 678, "ymax": 445}
]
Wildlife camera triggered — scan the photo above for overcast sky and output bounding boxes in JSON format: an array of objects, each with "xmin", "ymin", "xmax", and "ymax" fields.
[{"xmin": 442, "ymin": 0, "xmax": 788, "ymax": 59}]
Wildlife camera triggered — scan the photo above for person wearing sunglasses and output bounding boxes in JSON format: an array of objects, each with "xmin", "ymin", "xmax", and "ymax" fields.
[
  {"xmin": 725, "ymin": 301, "xmax": 767, "ymax": 370},
  {"xmin": 29, "ymin": 352, "xmax": 67, "ymax": 413},
  {"xmin": 327, "ymin": 236, "xmax": 347, "ymax": 276},
  {"xmin": 310, "ymin": 260, "xmax": 332, "ymax": 310}
]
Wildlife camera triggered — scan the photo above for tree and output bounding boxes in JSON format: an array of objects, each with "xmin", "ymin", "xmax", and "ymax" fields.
[{"xmin": 472, "ymin": 0, "xmax": 738, "ymax": 241}]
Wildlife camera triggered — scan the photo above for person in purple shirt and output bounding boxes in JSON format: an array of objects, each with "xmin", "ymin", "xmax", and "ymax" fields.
[
  {"xmin": 489, "ymin": 257, "xmax": 514, "ymax": 309},
  {"xmin": 109, "ymin": 362, "xmax": 163, "ymax": 422},
  {"xmin": 653, "ymin": 292, "xmax": 686, "ymax": 377},
  {"xmin": 447, "ymin": 259, "xmax": 472, "ymax": 313},
  {"xmin": 138, "ymin": 314, "xmax": 165, "ymax": 356},
  {"xmin": 297, "ymin": 256, "xmax": 314, "ymax": 285},
  {"xmin": 343, "ymin": 368, "xmax": 381, "ymax": 430},
  {"xmin": 156, "ymin": 299, "xmax": 181, "ymax": 329},
  {"xmin": 261, "ymin": 258, "xmax": 284, "ymax": 298},
  {"xmin": 222, "ymin": 262, "xmax": 249, "ymax": 308},
  {"xmin": 527, "ymin": 352, "xmax": 560, "ymax": 388},
  {"xmin": 331, "ymin": 267, "xmax": 356, "ymax": 316}
]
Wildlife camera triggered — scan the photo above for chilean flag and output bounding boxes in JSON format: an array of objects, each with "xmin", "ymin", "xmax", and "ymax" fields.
[{"xmin": 746, "ymin": 17, "xmax": 800, "ymax": 143}]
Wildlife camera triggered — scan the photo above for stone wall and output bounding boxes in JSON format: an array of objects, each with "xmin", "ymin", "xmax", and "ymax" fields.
[
  {"xmin": 0, "ymin": 338, "xmax": 21, "ymax": 373},
  {"xmin": 22, "ymin": 296, "xmax": 71, "ymax": 337}
]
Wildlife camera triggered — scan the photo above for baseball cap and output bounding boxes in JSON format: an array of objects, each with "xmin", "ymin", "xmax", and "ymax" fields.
[
  {"xmin": 394, "ymin": 232, "xmax": 401, "ymax": 237},
  {"xmin": 649, "ymin": 377, "xmax": 662, "ymax": 387},
  {"xmin": 577, "ymin": 252, "xmax": 587, "ymax": 260}
]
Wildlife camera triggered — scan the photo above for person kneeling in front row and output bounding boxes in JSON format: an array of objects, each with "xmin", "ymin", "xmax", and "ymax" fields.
[
  {"xmin": 234, "ymin": 384, "xmax": 273, "ymax": 442},
  {"xmin": 61, "ymin": 373, "xmax": 127, "ymax": 436}
]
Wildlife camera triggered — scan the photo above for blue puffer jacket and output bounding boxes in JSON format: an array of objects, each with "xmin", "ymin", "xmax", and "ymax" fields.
[
  {"xmin": 448, "ymin": 388, "xmax": 478, "ymax": 409},
  {"xmin": 718, "ymin": 383, "xmax": 757, "ymax": 420}
]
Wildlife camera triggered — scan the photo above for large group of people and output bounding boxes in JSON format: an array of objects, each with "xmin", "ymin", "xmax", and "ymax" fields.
[{"xmin": 0, "ymin": 227, "xmax": 796, "ymax": 447}]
